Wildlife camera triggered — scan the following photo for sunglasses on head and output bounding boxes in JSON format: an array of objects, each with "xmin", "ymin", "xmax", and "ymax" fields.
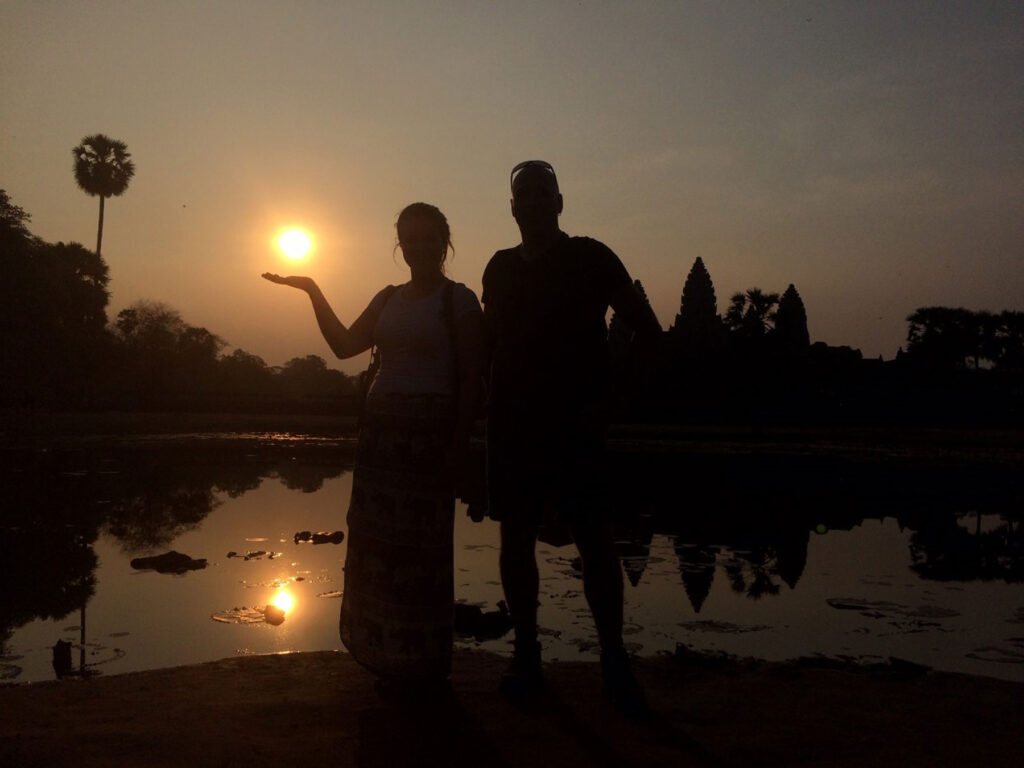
[{"xmin": 510, "ymin": 160, "xmax": 558, "ymax": 191}]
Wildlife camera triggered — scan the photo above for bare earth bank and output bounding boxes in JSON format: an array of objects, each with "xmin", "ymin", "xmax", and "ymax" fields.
[{"xmin": 1, "ymin": 649, "xmax": 1020, "ymax": 768}]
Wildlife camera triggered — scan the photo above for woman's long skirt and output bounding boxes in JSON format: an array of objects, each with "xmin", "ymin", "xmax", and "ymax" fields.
[{"xmin": 339, "ymin": 392, "xmax": 456, "ymax": 681}]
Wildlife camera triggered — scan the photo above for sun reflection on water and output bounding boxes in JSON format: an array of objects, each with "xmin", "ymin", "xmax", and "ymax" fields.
[{"xmin": 271, "ymin": 590, "xmax": 294, "ymax": 614}]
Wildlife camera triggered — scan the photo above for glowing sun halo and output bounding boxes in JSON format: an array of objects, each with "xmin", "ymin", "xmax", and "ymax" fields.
[
  {"xmin": 277, "ymin": 228, "xmax": 312, "ymax": 261},
  {"xmin": 271, "ymin": 590, "xmax": 294, "ymax": 613}
]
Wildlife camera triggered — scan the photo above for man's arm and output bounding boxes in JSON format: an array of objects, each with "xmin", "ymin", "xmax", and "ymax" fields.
[
  {"xmin": 479, "ymin": 253, "xmax": 503, "ymax": 383},
  {"xmin": 609, "ymin": 278, "xmax": 662, "ymax": 340}
]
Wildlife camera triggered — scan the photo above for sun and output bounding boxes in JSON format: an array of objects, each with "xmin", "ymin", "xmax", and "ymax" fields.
[{"xmin": 277, "ymin": 227, "xmax": 313, "ymax": 261}]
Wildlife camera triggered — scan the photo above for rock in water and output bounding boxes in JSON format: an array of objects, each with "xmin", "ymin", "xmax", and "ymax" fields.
[
  {"xmin": 130, "ymin": 551, "xmax": 208, "ymax": 574},
  {"xmin": 263, "ymin": 605, "xmax": 286, "ymax": 625}
]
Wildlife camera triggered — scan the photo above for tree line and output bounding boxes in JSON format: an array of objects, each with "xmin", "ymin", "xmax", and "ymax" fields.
[
  {"xmin": 3, "ymin": 184, "xmax": 1021, "ymax": 424},
  {"xmin": 903, "ymin": 307, "xmax": 1024, "ymax": 371},
  {"xmin": 610, "ymin": 257, "xmax": 1023, "ymax": 427},
  {"xmin": 1, "ymin": 189, "xmax": 355, "ymax": 412}
]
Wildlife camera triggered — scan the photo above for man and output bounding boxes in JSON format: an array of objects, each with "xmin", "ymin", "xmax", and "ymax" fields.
[{"xmin": 482, "ymin": 160, "xmax": 662, "ymax": 715}]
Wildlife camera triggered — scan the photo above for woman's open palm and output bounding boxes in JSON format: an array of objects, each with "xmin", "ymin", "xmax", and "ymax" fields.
[{"xmin": 262, "ymin": 273, "xmax": 315, "ymax": 292}]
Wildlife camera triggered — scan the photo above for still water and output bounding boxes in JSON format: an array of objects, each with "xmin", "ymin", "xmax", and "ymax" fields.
[{"xmin": 1, "ymin": 434, "xmax": 1021, "ymax": 684}]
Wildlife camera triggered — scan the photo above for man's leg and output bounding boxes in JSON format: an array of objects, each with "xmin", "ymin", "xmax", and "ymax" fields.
[
  {"xmin": 571, "ymin": 517, "xmax": 649, "ymax": 717},
  {"xmin": 570, "ymin": 518, "xmax": 623, "ymax": 652},
  {"xmin": 498, "ymin": 512, "xmax": 544, "ymax": 699},
  {"xmin": 564, "ymin": 430, "xmax": 626, "ymax": 654},
  {"xmin": 499, "ymin": 514, "xmax": 541, "ymax": 645}
]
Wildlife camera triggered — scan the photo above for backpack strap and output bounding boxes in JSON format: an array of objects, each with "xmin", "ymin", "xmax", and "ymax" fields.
[
  {"xmin": 357, "ymin": 284, "xmax": 401, "ymax": 424},
  {"xmin": 440, "ymin": 277, "xmax": 456, "ymax": 338},
  {"xmin": 365, "ymin": 284, "xmax": 400, "ymax": 378},
  {"xmin": 440, "ymin": 278, "xmax": 458, "ymax": 383}
]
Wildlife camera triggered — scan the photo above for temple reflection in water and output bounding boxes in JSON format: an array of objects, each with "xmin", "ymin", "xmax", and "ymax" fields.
[{"xmin": 1, "ymin": 436, "xmax": 1020, "ymax": 683}]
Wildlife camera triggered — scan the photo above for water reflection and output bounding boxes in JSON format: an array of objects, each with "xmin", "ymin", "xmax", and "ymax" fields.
[
  {"xmin": 1, "ymin": 451, "xmax": 99, "ymax": 680},
  {"xmin": 909, "ymin": 510, "xmax": 1022, "ymax": 582},
  {"xmin": 0, "ymin": 439, "xmax": 349, "ymax": 680},
  {"xmin": 264, "ymin": 589, "xmax": 294, "ymax": 624},
  {"xmin": 597, "ymin": 449, "xmax": 1022, "ymax": 613},
  {"xmin": 1, "ymin": 437, "xmax": 1021, "ymax": 683}
]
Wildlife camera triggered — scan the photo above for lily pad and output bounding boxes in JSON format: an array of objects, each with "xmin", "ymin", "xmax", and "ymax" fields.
[{"xmin": 211, "ymin": 607, "xmax": 266, "ymax": 624}]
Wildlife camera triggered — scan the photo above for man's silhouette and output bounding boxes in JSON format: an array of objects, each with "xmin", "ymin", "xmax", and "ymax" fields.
[{"xmin": 482, "ymin": 160, "xmax": 662, "ymax": 715}]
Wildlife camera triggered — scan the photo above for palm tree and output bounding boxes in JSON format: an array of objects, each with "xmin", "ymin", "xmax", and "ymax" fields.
[
  {"xmin": 72, "ymin": 134, "xmax": 135, "ymax": 258},
  {"xmin": 724, "ymin": 287, "xmax": 780, "ymax": 337}
]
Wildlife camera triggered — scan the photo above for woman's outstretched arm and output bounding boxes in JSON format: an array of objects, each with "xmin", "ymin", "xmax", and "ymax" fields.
[{"xmin": 262, "ymin": 273, "xmax": 373, "ymax": 359}]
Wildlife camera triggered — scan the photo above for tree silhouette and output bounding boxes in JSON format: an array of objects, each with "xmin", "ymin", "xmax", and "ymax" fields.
[
  {"xmin": 905, "ymin": 306, "xmax": 1024, "ymax": 373},
  {"xmin": 3, "ymin": 193, "xmax": 370, "ymax": 413},
  {"xmin": 39, "ymin": 242, "xmax": 110, "ymax": 329},
  {"xmin": 218, "ymin": 349, "xmax": 276, "ymax": 400},
  {"xmin": 114, "ymin": 301, "xmax": 185, "ymax": 352},
  {"xmin": 279, "ymin": 354, "xmax": 354, "ymax": 400},
  {"xmin": 975, "ymin": 310, "xmax": 998, "ymax": 369},
  {"xmin": 1, "ymin": 190, "xmax": 113, "ymax": 404},
  {"xmin": 773, "ymin": 284, "xmax": 810, "ymax": 355},
  {"xmin": 909, "ymin": 511, "xmax": 1023, "ymax": 583},
  {"xmin": 726, "ymin": 288, "xmax": 782, "ymax": 431},
  {"xmin": 723, "ymin": 548, "xmax": 781, "ymax": 600},
  {"xmin": 177, "ymin": 325, "xmax": 226, "ymax": 397},
  {"xmin": 72, "ymin": 134, "xmax": 135, "ymax": 259},
  {"xmin": 905, "ymin": 307, "xmax": 982, "ymax": 369},
  {"xmin": 725, "ymin": 288, "xmax": 780, "ymax": 338},
  {"xmin": 994, "ymin": 311, "xmax": 1024, "ymax": 371},
  {"xmin": 0, "ymin": 188, "xmax": 33, "ymax": 249},
  {"xmin": 34, "ymin": 241, "xmax": 112, "ymax": 402},
  {"xmin": 1, "ymin": 191, "xmax": 35, "ymax": 402},
  {"xmin": 111, "ymin": 301, "xmax": 219, "ymax": 406}
]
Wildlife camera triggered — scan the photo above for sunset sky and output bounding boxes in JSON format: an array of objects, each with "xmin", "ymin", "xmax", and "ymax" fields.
[{"xmin": 3, "ymin": 1, "xmax": 1022, "ymax": 374}]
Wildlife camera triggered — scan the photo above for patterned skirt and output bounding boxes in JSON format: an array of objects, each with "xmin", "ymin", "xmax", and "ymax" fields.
[{"xmin": 339, "ymin": 392, "xmax": 456, "ymax": 681}]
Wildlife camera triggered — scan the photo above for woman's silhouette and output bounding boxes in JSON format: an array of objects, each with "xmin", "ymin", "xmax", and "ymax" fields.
[{"xmin": 263, "ymin": 202, "xmax": 483, "ymax": 693}]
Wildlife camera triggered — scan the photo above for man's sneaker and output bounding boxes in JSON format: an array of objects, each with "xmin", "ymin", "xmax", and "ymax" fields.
[
  {"xmin": 601, "ymin": 647, "xmax": 650, "ymax": 719},
  {"xmin": 499, "ymin": 639, "xmax": 544, "ymax": 704}
]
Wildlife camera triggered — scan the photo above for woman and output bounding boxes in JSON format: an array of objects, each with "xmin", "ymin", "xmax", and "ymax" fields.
[{"xmin": 263, "ymin": 202, "xmax": 483, "ymax": 690}]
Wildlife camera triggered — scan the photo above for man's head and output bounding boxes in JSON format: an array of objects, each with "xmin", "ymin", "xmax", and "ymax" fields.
[{"xmin": 510, "ymin": 160, "xmax": 562, "ymax": 235}]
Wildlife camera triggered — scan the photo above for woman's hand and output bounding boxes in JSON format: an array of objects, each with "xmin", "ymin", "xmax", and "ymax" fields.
[
  {"xmin": 261, "ymin": 273, "xmax": 369, "ymax": 359},
  {"xmin": 261, "ymin": 273, "xmax": 316, "ymax": 292}
]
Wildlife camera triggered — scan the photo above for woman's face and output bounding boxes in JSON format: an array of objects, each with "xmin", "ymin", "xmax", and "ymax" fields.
[{"xmin": 398, "ymin": 217, "xmax": 445, "ymax": 275}]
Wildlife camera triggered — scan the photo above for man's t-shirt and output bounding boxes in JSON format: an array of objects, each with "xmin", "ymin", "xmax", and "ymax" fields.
[{"xmin": 482, "ymin": 234, "xmax": 633, "ymax": 425}]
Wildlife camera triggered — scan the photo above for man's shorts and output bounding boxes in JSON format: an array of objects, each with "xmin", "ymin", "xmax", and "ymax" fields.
[{"xmin": 485, "ymin": 413, "xmax": 609, "ymax": 528}]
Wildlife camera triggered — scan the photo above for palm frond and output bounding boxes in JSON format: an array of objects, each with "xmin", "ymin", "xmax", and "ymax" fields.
[{"xmin": 72, "ymin": 134, "xmax": 135, "ymax": 198}]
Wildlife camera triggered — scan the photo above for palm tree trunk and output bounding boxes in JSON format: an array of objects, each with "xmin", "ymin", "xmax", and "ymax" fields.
[
  {"xmin": 79, "ymin": 601, "xmax": 87, "ymax": 674},
  {"xmin": 96, "ymin": 195, "xmax": 106, "ymax": 257}
]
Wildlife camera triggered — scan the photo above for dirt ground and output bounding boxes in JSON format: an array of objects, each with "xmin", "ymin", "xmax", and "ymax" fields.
[{"xmin": 1, "ymin": 649, "xmax": 1020, "ymax": 767}]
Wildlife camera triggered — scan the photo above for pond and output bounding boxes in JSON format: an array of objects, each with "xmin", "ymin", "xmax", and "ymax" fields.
[{"xmin": 1, "ymin": 434, "xmax": 1021, "ymax": 685}]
